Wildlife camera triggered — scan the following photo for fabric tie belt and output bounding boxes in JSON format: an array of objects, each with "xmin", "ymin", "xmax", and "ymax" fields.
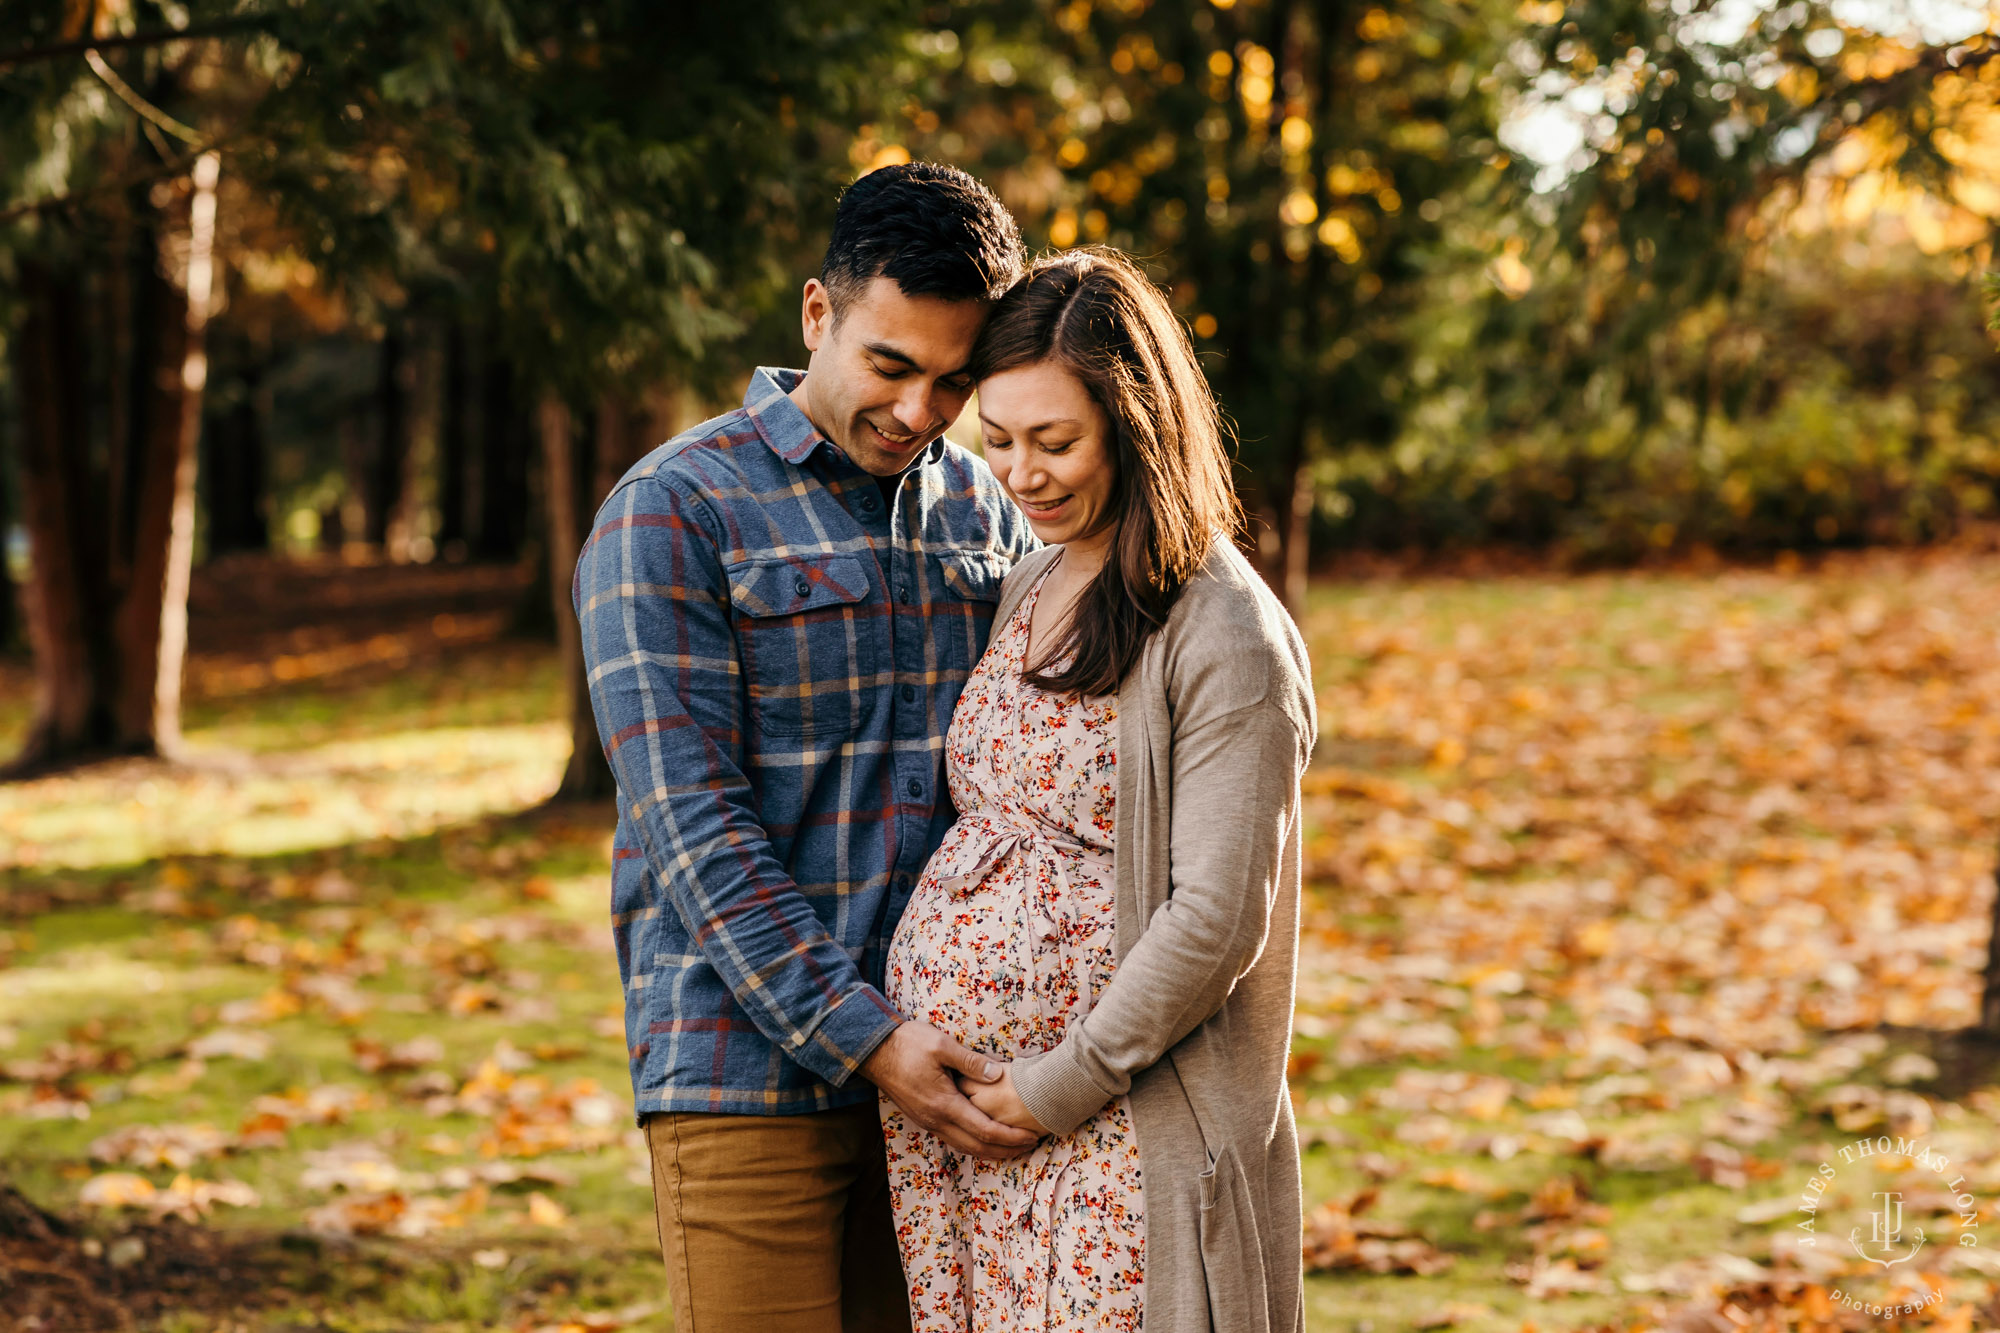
[{"xmin": 927, "ymin": 809, "xmax": 1097, "ymax": 901}]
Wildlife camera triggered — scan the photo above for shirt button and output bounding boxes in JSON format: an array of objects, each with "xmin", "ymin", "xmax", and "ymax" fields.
[
  {"xmin": 895, "ymin": 583, "xmax": 910, "ymax": 602},
  {"xmin": 859, "ymin": 495, "xmax": 878, "ymax": 512},
  {"xmin": 794, "ymin": 576, "xmax": 811, "ymax": 597},
  {"xmin": 901, "ymin": 685, "xmax": 917, "ymax": 704},
  {"xmin": 905, "ymin": 779, "xmax": 922, "ymax": 799}
]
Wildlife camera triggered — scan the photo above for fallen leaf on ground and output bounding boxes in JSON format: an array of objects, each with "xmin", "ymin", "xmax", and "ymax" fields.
[
  {"xmin": 1302, "ymin": 1196, "xmax": 1455, "ymax": 1276},
  {"xmin": 1509, "ymin": 1256, "xmax": 1610, "ymax": 1299},
  {"xmin": 304, "ymin": 1184, "xmax": 488, "ymax": 1238},
  {"xmin": 186, "ymin": 1028, "xmax": 272, "ymax": 1060},
  {"xmin": 78, "ymin": 1172, "xmax": 157, "ymax": 1208},
  {"xmin": 78, "ymin": 1170, "xmax": 257, "ymax": 1220},
  {"xmin": 300, "ymin": 1142, "xmax": 426, "ymax": 1193},
  {"xmin": 352, "ymin": 1035, "xmax": 445, "ymax": 1074},
  {"xmin": 89, "ymin": 1122, "xmax": 232, "ymax": 1169}
]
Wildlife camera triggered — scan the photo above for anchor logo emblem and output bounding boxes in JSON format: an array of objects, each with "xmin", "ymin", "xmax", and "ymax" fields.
[{"xmin": 1850, "ymin": 1191, "xmax": 1926, "ymax": 1268}]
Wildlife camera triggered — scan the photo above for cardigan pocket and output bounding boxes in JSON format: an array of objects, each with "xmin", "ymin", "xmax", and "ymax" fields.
[{"xmin": 1198, "ymin": 1144, "xmax": 1273, "ymax": 1333}]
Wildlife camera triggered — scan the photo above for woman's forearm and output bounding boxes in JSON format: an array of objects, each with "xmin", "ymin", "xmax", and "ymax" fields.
[{"xmin": 1011, "ymin": 702, "xmax": 1307, "ymax": 1135}]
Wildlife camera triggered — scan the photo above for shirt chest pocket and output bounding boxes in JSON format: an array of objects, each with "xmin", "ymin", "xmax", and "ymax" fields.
[
  {"xmin": 936, "ymin": 549, "xmax": 1010, "ymax": 602},
  {"xmin": 930, "ymin": 548, "xmax": 1010, "ymax": 677},
  {"xmin": 726, "ymin": 553, "xmax": 880, "ymax": 740}
]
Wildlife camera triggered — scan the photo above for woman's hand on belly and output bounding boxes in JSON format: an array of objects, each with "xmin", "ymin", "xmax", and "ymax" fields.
[{"xmin": 956, "ymin": 1063, "xmax": 1050, "ymax": 1136}]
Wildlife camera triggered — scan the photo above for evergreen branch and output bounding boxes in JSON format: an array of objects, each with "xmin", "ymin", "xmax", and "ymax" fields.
[
  {"xmin": 1771, "ymin": 34, "xmax": 1998, "ymax": 150},
  {"xmin": 0, "ymin": 133, "xmax": 238, "ymax": 225},
  {"xmin": 85, "ymin": 48, "xmax": 204, "ymax": 145},
  {"xmin": 0, "ymin": 18, "xmax": 266, "ymax": 70}
]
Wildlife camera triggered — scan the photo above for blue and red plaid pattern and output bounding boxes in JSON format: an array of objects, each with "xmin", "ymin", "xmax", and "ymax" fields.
[{"xmin": 575, "ymin": 367, "xmax": 1037, "ymax": 1116}]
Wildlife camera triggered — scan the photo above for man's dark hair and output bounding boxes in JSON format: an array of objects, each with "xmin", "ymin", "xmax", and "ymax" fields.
[{"xmin": 821, "ymin": 161, "xmax": 1025, "ymax": 315}]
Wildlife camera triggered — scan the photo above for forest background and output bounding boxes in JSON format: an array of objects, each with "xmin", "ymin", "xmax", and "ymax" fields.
[
  {"xmin": 3, "ymin": 1, "xmax": 2000, "ymax": 1330},
  {"xmin": 2, "ymin": 0, "xmax": 1997, "ymax": 785}
]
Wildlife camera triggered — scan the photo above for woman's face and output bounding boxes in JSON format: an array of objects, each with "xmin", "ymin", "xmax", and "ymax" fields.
[{"xmin": 975, "ymin": 360, "xmax": 1119, "ymax": 555}]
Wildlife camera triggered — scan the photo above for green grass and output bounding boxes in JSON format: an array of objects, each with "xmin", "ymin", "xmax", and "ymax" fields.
[
  {"xmin": 1, "ymin": 809, "xmax": 660, "ymax": 1331},
  {"xmin": 0, "ymin": 645, "xmax": 563, "ymax": 870},
  {"xmin": 4, "ymin": 551, "xmax": 2000, "ymax": 1330}
]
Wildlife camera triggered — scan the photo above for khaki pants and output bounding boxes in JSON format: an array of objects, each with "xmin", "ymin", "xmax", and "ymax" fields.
[{"xmin": 643, "ymin": 1101, "xmax": 911, "ymax": 1333}]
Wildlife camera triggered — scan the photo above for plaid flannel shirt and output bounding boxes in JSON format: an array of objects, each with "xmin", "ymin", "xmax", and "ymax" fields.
[{"xmin": 575, "ymin": 367, "xmax": 1037, "ymax": 1116}]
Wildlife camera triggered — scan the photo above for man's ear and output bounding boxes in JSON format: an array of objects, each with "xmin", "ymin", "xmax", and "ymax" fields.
[{"xmin": 800, "ymin": 279, "xmax": 835, "ymax": 352}]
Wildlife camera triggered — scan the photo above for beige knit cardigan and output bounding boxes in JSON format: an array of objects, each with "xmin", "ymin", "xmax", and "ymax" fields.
[{"xmin": 1004, "ymin": 537, "xmax": 1316, "ymax": 1333}]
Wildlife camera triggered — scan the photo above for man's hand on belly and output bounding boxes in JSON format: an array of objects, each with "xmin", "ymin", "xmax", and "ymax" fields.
[{"xmin": 861, "ymin": 1022, "xmax": 1042, "ymax": 1160}]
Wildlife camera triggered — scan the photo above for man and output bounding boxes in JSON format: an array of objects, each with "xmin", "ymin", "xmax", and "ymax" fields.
[{"xmin": 573, "ymin": 162, "xmax": 1040, "ymax": 1332}]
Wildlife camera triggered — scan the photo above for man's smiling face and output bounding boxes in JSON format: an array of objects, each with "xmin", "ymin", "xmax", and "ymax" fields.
[{"xmin": 790, "ymin": 275, "xmax": 989, "ymax": 478}]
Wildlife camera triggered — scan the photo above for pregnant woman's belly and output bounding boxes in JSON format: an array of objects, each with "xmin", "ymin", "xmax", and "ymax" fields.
[{"xmin": 885, "ymin": 811, "xmax": 1118, "ymax": 1062}]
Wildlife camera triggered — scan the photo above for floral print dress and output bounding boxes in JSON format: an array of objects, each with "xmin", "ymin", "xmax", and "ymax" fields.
[{"xmin": 883, "ymin": 562, "xmax": 1145, "ymax": 1332}]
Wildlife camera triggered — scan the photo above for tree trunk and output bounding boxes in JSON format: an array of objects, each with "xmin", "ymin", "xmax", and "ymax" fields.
[
  {"xmin": 202, "ymin": 352, "xmax": 269, "ymax": 556},
  {"xmin": 0, "ymin": 436, "xmax": 19, "ymax": 656},
  {"xmin": 11, "ymin": 258, "xmax": 118, "ymax": 770},
  {"xmin": 1283, "ymin": 458, "xmax": 1314, "ymax": 616},
  {"xmin": 437, "ymin": 321, "xmax": 471, "ymax": 556},
  {"xmin": 0, "ymin": 569, "xmax": 15, "ymax": 662},
  {"xmin": 541, "ymin": 390, "xmax": 660, "ymax": 801},
  {"xmin": 367, "ymin": 321, "xmax": 419, "ymax": 556},
  {"xmin": 333, "ymin": 414, "xmax": 368, "ymax": 554},
  {"xmin": 1982, "ymin": 853, "xmax": 2000, "ymax": 1037},
  {"xmin": 7, "ymin": 154, "xmax": 219, "ymax": 775},
  {"xmin": 120, "ymin": 151, "xmax": 220, "ymax": 753},
  {"xmin": 105, "ymin": 213, "xmax": 139, "ymax": 584},
  {"xmin": 636, "ymin": 382, "xmax": 686, "ymax": 459},
  {"xmin": 539, "ymin": 394, "xmax": 616, "ymax": 801},
  {"xmin": 476, "ymin": 351, "xmax": 532, "ymax": 562}
]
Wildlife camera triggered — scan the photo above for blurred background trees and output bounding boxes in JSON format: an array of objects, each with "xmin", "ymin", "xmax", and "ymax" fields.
[
  {"xmin": 2, "ymin": 0, "xmax": 1997, "ymax": 779},
  {"xmin": 1, "ymin": 0, "xmax": 911, "ymax": 783}
]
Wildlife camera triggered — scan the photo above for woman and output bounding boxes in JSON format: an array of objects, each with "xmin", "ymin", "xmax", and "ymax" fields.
[{"xmin": 880, "ymin": 247, "xmax": 1317, "ymax": 1333}]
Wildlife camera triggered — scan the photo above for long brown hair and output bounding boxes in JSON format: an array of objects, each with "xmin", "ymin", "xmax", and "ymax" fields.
[{"xmin": 972, "ymin": 247, "xmax": 1243, "ymax": 696}]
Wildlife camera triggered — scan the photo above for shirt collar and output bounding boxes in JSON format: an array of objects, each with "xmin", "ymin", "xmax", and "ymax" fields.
[
  {"xmin": 743, "ymin": 367, "xmax": 822, "ymax": 466},
  {"xmin": 743, "ymin": 366, "xmax": 950, "ymax": 471}
]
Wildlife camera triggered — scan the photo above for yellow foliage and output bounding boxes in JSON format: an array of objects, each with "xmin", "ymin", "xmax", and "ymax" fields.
[
  {"xmin": 1358, "ymin": 8, "xmax": 1405, "ymax": 41},
  {"xmin": 1318, "ymin": 214, "xmax": 1363, "ymax": 262},
  {"xmin": 1490, "ymin": 249, "xmax": 1534, "ymax": 297}
]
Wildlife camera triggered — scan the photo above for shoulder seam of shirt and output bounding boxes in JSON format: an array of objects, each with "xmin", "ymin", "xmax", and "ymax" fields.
[{"xmin": 602, "ymin": 415, "xmax": 748, "ymax": 534}]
